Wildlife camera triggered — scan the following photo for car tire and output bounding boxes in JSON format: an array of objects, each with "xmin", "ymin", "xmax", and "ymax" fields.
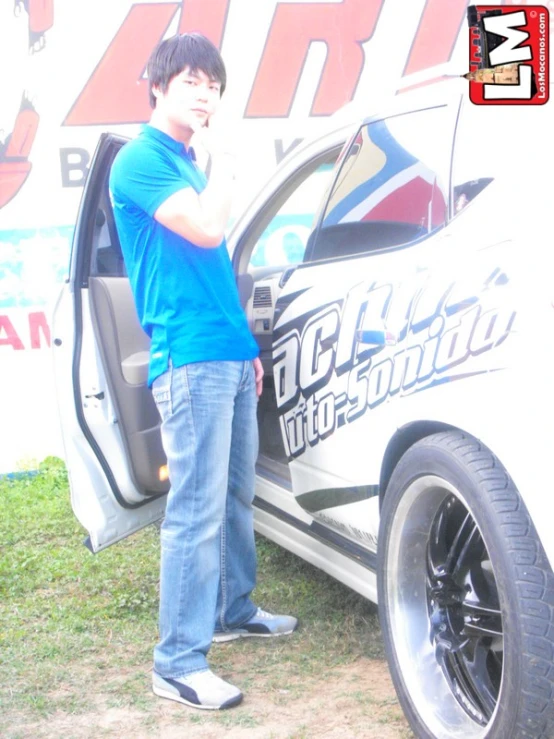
[{"xmin": 377, "ymin": 430, "xmax": 554, "ymax": 739}]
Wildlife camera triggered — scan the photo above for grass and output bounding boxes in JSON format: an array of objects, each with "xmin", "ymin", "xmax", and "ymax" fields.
[{"xmin": 0, "ymin": 458, "xmax": 409, "ymax": 738}]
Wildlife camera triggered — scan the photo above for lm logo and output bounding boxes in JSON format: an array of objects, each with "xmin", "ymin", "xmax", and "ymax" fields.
[{"xmin": 466, "ymin": 4, "xmax": 550, "ymax": 104}]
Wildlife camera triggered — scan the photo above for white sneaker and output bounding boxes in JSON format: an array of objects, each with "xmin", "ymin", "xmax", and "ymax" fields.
[
  {"xmin": 213, "ymin": 607, "xmax": 298, "ymax": 643},
  {"xmin": 152, "ymin": 669, "xmax": 243, "ymax": 710}
]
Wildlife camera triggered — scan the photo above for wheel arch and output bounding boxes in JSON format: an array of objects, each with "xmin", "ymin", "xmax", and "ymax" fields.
[{"xmin": 379, "ymin": 421, "xmax": 454, "ymax": 508}]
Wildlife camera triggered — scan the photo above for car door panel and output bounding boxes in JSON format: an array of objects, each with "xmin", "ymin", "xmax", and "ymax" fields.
[
  {"xmin": 273, "ymin": 253, "xmax": 410, "ymax": 479},
  {"xmin": 270, "ymin": 101, "xmax": 460, "ymax": 550},
  {"xmin": 53, "ymin": 134, "xmax": 168, "ymax": 551},
  {"xmin": 229, "ymin": 142, "xmax": 349, "ymax": 494},
  {"xmin": 89, "ymin": 276, "xmax": 168, "ymax": 494}
]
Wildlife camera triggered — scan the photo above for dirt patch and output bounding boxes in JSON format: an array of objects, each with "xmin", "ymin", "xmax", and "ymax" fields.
[{"xmin": 7, "ymin": 658, "xmax": 411, "ymax": 738}]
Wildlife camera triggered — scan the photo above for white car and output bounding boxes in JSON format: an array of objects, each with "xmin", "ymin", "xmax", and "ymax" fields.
[{"xmin": 53, "ymin": 78, "xmax": 554, "ymax": 738}]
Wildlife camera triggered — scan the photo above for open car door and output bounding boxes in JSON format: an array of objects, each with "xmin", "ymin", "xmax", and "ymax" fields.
[{"xmin": 52, "ymin": 134, "xmax": 168, "ymax": 552}]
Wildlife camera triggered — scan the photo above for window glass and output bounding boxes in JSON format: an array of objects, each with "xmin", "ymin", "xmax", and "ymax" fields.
[
  {"xmin": 249, "ymin": 159, "xmax": 337, "ymax": 268},
  {"xmin": 90, "ymin": 180, "xmax": 126, "ymax": 277},
  {"xmin": 310, "ymin": 106, "xmax": 453, "ymax": 262},
  {"xmin": 452, "ymin": 102, "xmax": 549, "ymax": 216}
]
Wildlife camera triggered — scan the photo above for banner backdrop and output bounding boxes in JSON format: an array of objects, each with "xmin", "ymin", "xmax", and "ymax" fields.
[{"xmin": 0, "ymin": 0, "xmax": 532, "ymax": 472}]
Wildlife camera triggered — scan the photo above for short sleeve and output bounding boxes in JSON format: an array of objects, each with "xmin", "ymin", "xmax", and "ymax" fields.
[{"xmin": 109, "ymin": 141, "xmax": 191, "ymax": 218}]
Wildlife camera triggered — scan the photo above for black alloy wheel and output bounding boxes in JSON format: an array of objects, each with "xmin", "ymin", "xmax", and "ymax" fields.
[{"xmin": 377, "ymin": 431, "xmax": 554, "ymax": 739}]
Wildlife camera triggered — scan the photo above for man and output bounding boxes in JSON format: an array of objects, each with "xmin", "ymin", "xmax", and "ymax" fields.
[{"xmin": 109, "ymin": 33, "xmax": 297, "ymax": 712}]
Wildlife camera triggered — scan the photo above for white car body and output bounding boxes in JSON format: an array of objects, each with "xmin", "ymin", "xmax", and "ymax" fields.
[{"xmin": 53, "ymin": 77, "xmax": 554, "ymax": 736}]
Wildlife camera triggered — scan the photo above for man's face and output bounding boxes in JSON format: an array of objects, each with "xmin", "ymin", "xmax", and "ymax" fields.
[{"xmin": 152, "ymin": 66, "xmax": 222, "ymax": 132}]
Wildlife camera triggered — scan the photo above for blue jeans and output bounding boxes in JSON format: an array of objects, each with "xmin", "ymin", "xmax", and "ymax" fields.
[{"xmin": 151, "ymin": 360, "xmax": 258, "ymax": 677}]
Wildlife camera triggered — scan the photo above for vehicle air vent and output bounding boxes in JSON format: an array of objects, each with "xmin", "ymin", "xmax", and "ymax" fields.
[{"xmin": 253, "ymin": 285, "xmax": 272, "ymax": 308}]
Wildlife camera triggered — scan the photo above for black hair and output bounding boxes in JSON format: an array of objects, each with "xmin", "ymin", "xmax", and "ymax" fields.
[{"xmin": 147, "ymin": 33, "xmax": 226, "ymax": 108}]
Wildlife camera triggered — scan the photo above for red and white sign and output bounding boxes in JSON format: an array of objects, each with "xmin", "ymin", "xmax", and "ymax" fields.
[
  {"xmin": 3, "ymin": 0, "xmax": 544, "ymax": 472},
  {"xmin": 468, "ymin": 4, "xmax": 550, "ymax": 104}
]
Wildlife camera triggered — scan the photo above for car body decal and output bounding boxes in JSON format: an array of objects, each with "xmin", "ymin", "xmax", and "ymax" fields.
[
  {"xmin": 324, "ymin": 120, "xmax": 447, "ymax": 231},
  {"xmin": 296, "ymin": 484, "xmax": 379, "ymax": 513},
  {"xmin": 273, "ymin": 268, "xmax": 516, "ymax": 460}
]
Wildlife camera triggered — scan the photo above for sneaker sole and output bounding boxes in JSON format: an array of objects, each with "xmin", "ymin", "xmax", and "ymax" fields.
[
  {"xmin": 213, "ymin": 628, "xmax": 297, "ymax": 644},
  {"xmin": 152, "ymin": 684, "xmax": 243, "ymax": 710}
]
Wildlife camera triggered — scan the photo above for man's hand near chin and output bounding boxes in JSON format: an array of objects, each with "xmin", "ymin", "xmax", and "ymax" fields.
[
  {"xmin": 253, "ymin": 357, "xmax": 264, "ymax": 398},
  {"xmin": 190, "ymin": 112, "xmax": 236, "ymax": 158}
]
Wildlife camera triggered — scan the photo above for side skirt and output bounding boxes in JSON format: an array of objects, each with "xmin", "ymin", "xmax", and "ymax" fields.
[{"xmin": 253, "ymin": 495, "xmax": 378, "ymax": 603}]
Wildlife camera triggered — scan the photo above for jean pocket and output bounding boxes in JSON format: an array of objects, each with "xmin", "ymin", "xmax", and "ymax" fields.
[{"xmin": 152, "ymin": 377, "xmax": 172, "ymax": 418}]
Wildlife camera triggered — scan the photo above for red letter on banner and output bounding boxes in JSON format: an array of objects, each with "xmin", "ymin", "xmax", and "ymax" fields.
[
  {"xmin": 64, "ymin": 4, "xmax": 177, "ymax": 126},
  {"xmin": 246, "ymin": 0, "xmax": 384, "ymax": 118},
  {"xmin": 0, "ymin": 316, "xmax": 24, "ymax": 350},
  {"xmin": 65, "ymin": 1, "xmax": 230, "ymax": 127},
  {"xmin": 29, "ymin": 312, "xmax": 51, "ymax": 349},
  {"xmin": 403, "ymin": 0, "xmax": 467, "ymax": 75}
]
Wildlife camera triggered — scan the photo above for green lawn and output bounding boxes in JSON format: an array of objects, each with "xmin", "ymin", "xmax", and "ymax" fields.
[{"xmin": 0, "ymin": 458, "xmax": 410, "ymax": 738}]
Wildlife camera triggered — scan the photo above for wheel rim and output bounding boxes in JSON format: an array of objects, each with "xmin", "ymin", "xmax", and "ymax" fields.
[{"xmin": 385, "ymin": 475, "xmax": 503, "ymax": 738}]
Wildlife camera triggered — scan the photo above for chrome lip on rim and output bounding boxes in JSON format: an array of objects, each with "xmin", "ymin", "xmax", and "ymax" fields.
[{"xmin": 386, "ymin": 475, "xmax": 503, "ymax": 738}]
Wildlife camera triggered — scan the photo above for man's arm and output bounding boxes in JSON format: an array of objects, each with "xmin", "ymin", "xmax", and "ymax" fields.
[{"xmin": 154, "ymin": 151, "xmax": 235, "ymax": 248}]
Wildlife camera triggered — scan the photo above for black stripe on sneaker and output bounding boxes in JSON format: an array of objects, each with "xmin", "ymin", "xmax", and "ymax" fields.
[
  {"xmin": 164, "ymin": 677, "xmax": 201, "ymax": 705},
  {"xmin": 243, "ymin": 623, "xmax": 272, "ymax": 634},
  {"xmin": 222, "ymin": 693, "xmax": 243, "ymax": 709}
]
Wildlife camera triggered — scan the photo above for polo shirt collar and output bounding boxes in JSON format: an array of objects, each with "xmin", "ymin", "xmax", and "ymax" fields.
[{"xmin": 142, "ymin": 124, "xmax": 196, "ymax": 160}]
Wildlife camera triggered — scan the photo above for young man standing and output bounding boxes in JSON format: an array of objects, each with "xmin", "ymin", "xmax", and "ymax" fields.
[{"xmin": 109, "ymin": 33, "xmax": 297, "ymax": 711}]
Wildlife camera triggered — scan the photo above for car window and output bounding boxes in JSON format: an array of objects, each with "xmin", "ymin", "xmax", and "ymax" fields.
[
  {"xmin": 90, "ymin": 180, "xmax": 126, "ymax": 278},
  {"xmin": 307, "ymin": 106, "xmax": 453, "ymax": 262},
  {"xmin": 451, "ymin": 101, "xmax": 548, "ymax": 217},
  {"xmin": 248, "ymin": 156, "xmax": 339, "ymax": 269}
]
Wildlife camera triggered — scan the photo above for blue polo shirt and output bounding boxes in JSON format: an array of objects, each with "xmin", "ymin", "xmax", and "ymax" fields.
[{"xmin": 109, "ymin": 125, "xmax": 259, "ymax": 386}]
